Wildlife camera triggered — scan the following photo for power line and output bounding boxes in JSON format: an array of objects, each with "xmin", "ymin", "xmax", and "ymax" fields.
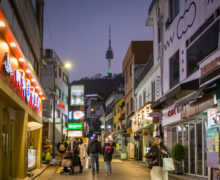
[{"xmin": 44, "ymin": 5, "xmax": 57, "ymax": 51}]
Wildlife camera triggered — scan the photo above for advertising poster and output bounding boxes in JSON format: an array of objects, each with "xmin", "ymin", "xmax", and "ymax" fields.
[
  {"xmin": 70, "ymin": 85, "xmax": 84, "ymax": 106},
  {"xmin": 206, "ymin": 127, "xmax": 219, "ymax": 168},
  {"xmin": 28, "ymin": 149, "xmax": 36, "ymax": 169}
]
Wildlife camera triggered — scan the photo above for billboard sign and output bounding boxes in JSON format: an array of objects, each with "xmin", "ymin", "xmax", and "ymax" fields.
[
  {"xmin": 68, "ymin": 123, "xmax": 83, "ymax": 130},
  {"xmin": 68, "ymin": 130, "xmax": 82, "ymax": 137},
  {"xmin": 70, "ymin": 85, "xmax": 84, "ymax": 106},
  {"xmin": 73, "ymin": 111, "xmax": 84, "ymax": 120}
]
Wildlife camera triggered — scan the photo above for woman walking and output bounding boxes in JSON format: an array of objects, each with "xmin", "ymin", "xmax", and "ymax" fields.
[
  {"xmin": 147, "ymin": 135, "xmax": 170, "ymax": 180},
  {"xmin": 78, "ymin": 138, "xmax": 87, "ymax": 168}
]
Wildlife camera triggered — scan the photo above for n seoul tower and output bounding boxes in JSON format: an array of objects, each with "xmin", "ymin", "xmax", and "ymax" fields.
[{"xmin": 106, "ymin": 26, "xmax": 114, "ymax": 79}]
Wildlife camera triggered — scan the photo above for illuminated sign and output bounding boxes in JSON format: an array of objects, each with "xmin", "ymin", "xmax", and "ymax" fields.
[
  {"xmin": 3, "ymin": 54, "xmax": 40, "ymax": 111},
  {"xmin": 208, "ymin": 108, "xmax": 219, "ymax": 127},
  {"xmin": 4, "ymin": 52, "xmax": 13, "ymax": 75},
  {"xmin": 73, "ymin": 111, "xmax": 84, "ymax": 120},
  {"xmin": 68, "ymin": 123, "xmax": 83, "ymax": 130},
  {"xmin": 70, "ymin": 85, "xmax": 84, "ymax": 106},
  {"xmin": 68, "ymin": 111, "xmax": 73, "ymax": 120},
  {"xmin": 68, "ymin": 130, "xmax": 82, "ymax": 137},
  {"xmin": 57, "ymin": 100, "xmax": 66, "ymax": 109},
  {"xmin": 0, "ymin": 10, "xmax": 44, "ymax": 115}
]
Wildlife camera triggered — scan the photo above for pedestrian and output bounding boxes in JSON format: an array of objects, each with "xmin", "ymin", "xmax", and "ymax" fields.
[
  {"xmin": 103, "ymin": 138, "xmax": 114, "ymax": 175},
  {"xmin": 78, "ymin": 138, "xmax": 87, "ymax": 167},
  {"xmin": 68, "ymin": 138, "xmax": 83, "ymax": 172},
  {"xmin": 87, "ymin": 135, "xmax": 102, "ymax": 175},
  {"xmin": 147, "ymin": 135, "xmax": 170, "ymax": 180},
  {"xmin": 57, "ymin": 137, "xmax": 68, "ymax": 165}
]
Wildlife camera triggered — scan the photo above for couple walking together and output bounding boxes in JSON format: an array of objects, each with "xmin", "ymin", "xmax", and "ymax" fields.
[{"xmin": 87, "ymin": 136, "xmax": 114, "ymax": 175}]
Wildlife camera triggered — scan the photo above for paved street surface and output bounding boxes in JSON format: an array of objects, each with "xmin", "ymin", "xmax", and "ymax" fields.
[{"xmin": 36, "ymin": 159, "xmax": 151, "ymax": 180}]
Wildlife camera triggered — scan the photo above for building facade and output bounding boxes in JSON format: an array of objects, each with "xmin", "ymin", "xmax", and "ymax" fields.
[
  {"xmin": 148, "ymin": 0, "xmax": 220, "ymax": 179},
  {"xmin": 112, "ymin": 97, "xmax": 128, "ymax": 157},
  {"xmin": 42, "ymin": 49, "xmax": 69, "ymax": 147},
  {"xmin": 0, "ymin": 0, "xmax": 45, "ymax": 179},
  {"xmin": 122, "ymin": 41, "xmax": 153, "ymax": 158},
  {"xmin": 122, "ymin": 41, "xmax": 153, "ymax": 132},
  {"xmin": 132, "ymin": 52, "xmax": 162, "ymax": 161},
  {"xmin": 84, "ymin": 94, "xmax": 105, "ymax": 138}
]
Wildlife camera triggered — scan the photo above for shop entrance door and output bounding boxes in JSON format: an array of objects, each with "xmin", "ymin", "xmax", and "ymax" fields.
[
  {"xmin": 0, "ymin": 104, "xmax": 15, "ymax": 180},
  {"xmin": 186, "ymin": 120, "xmax": 207, "ymax": 177}
]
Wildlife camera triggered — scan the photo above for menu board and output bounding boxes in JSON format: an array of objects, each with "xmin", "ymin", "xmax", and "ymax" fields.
[{"xmin": 28, "ymin": 149, "xmax": 36, "ymax": 169}]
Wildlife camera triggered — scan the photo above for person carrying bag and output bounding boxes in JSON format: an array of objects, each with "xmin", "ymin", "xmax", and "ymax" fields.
[{"xmin": 146, "ymin": 135, "xmax": 173, "ymax": 180}]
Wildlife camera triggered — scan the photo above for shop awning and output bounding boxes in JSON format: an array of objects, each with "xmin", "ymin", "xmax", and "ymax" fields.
[
  {"xmin": 200, "ymin": 66, "xmax": 220, "ymax": 88},
  {"xmin": 151, "ymin": 79, "xmax": 199, "ymax": 109},
  {"xmin": 28, "ymin": 122, "xmax": 43, "ymax": 131},
  {"xmin": 175, "ymin": 90, "xmax": 201, "ymax": 107}
]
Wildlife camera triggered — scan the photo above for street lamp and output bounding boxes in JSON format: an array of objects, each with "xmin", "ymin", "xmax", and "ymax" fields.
[
  {"xmin": 64, "ymin": 62, "xmax": 72, "ymax": 70},
  {"xmin": 50, "ymin": 62, "xmax": 72, "ymax": 159}
]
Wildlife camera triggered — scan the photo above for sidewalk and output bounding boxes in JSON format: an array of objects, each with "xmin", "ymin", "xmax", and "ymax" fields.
[
  {"xmin": 24, "ymin": 164, "xmax": 49, "ymax": 180},
  {"xmin": 126, "ymin": 159, "xmax": 207, "ymax": 180}
]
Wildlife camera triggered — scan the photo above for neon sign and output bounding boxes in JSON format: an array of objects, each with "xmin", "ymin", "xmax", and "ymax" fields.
[
  {"xmin": 4, "ymin": 52, "xmax": 13, "ymax": 75},
  {"xmin": 3, "ymin": 53, "xmax": 40, "ymax": 111},
  {"xmin": 57, "ymin": 100, "xmax": 66, "ymax": 109}
]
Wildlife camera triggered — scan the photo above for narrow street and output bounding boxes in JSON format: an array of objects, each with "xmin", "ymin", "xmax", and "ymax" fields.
[{"xmin": 36, "ymin": 159, "xmax": 151, "ymax": 180}]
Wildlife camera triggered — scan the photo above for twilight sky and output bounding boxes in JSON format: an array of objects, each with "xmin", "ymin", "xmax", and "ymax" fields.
[{"xmin": 43, "ymin": 0, "xmax": 153, "ymax": 81}]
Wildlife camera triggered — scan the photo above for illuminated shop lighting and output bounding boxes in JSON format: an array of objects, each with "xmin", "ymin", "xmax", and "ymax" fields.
[
  {"xmin": 10, "ymin": 42, "xmax": 16, "ymax": 47},
  {"xmin": 26, "ymin": 69, "xmax": 30, "ymax": 73},
  {"xmin": 42, "ymin": 97, "xmax": 45, "ymax": 100},
  {"xmin": 31, "ymin": 79, "xmax": 35, "ymax": 82},
  {"xmin": 0, "ymin": 21, "xmax": 5, "ymax": 27},
  {"xmin": 19, "ymin": 58, "xmax": 24, "ymax": 62},
  {"xmin": 39, "ymin": 92, "xmax": 43, "ymax": 95}
]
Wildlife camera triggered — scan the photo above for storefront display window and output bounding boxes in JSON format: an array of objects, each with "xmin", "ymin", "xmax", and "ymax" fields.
[
  {"xmin": 171, "ymin": 118, "xmax": 208, "ymax": 177},
  {"xmin": 190, "ymin": 123, "xmax": 195, "ymax": 174},
  {"xmin": 183, "ymin": 124, "xmax": 189, "ymax": 173},
  {"xmin": 177, "ymin": 125, "xmax": 182, "ymax": 143}
]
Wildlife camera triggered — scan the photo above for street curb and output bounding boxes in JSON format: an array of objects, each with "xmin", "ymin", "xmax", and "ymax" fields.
[{"xmin": 31, "ymin": 164, "xmax": 50, "ymax": 180}]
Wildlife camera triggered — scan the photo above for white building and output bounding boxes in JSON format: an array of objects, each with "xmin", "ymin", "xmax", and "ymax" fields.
[
  {"xmin": 42, "ymin": 49, "xmax": 69, "ymax": 144},
  {"xmin": 148, "ymin": 0, "xmax": 220, "ymax": 178}
]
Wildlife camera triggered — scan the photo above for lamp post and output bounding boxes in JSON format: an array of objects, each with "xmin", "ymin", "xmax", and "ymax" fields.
[{"xmin": 49, "ymin": 62, "xmax": 72, "ymax": 159}]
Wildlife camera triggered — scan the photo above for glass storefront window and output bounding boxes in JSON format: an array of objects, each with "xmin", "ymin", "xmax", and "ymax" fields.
[
  {"xmin": 172, "ymin": 118, "xmax": 209, "ymax": 177},
  {"xmin": 177, "ymin": 125, "xmax": 182, "ymax": 143},
  {"xmin": 190, "ymin": 123, "xmax": 195, "ymax": 174},
  {"xmin": 183, "ymin": 124, "xmax": 189, "ymax": 173},
  {"xmin": 196, "ymin": 120, "xmax": 203, "ymax": 175}
]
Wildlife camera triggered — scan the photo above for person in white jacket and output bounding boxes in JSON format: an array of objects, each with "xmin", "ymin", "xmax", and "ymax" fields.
[{"xmin": 78, "ymin": 138, "xmax": 87, "ymax": 167}]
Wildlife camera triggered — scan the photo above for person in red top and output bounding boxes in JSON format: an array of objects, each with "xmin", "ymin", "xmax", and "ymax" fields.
[{"xmin": 103, "ymin": 138, "xmax": 114, "ymax": 175}]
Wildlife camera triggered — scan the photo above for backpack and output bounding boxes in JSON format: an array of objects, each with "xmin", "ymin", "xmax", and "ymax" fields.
[
  {"xmin": 59, "ymin": 143, "xmax": 66, "ymax": 152},
  {"xmin": 105, "ymin": 145, "xmax": 112, "ymax": 154}
]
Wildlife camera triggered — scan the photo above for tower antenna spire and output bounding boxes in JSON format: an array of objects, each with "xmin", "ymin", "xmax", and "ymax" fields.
[{"xmin": 106, "ymin": 25, "xmax": 114, "ymax": 78}]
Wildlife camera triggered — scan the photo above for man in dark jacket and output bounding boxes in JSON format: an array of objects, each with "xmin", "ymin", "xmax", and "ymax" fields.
[
  {"xmin": 87, "ymin": 135, "xmax": 102, "ymax": 174},
  {"xmin": 103, "ymin": 138, "xmax": 114, "ymax": 175}
]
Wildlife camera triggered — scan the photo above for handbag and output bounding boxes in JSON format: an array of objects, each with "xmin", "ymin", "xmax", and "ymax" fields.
[
  {"xmin": 85, "ymin": 157, "xmax": 91, "ymax": 169},
  {"xmin": 163, "ymin": 157, "xmax": 175, "ymax": 171}
]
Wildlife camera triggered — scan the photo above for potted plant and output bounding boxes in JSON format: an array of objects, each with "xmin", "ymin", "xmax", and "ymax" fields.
[{"xmin": 171, "ymin": 143, "xmax": 186, "ymax": 174}]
